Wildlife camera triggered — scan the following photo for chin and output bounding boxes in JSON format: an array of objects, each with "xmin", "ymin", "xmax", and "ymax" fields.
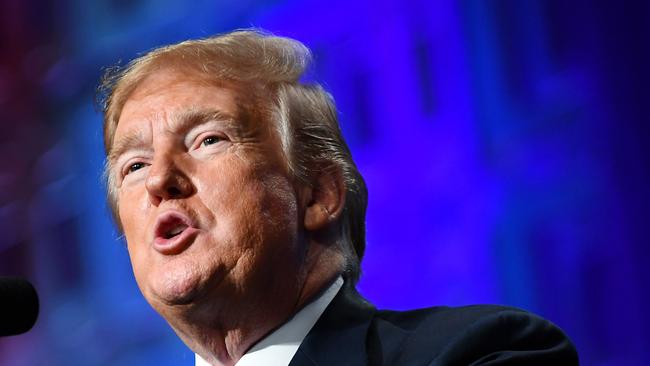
[{"xmin": 148, "ymin": 266, "xmax": 204, "ymax": 307}]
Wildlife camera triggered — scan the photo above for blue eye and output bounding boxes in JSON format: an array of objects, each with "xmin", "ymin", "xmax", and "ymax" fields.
[{"xmin": 202, "ymin": 136, "xmax": 222, "ymax": 146}]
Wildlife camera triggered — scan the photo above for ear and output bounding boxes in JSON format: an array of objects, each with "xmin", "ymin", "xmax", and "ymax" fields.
[{"xmin": 303, "ymin": 168, "xmax": 346, "ymax": 231}]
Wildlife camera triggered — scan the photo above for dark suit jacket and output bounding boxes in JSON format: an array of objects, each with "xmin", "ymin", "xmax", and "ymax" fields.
[{"xmin": 289, "ymin": 282, "xmax": 578, "ymax": 366}]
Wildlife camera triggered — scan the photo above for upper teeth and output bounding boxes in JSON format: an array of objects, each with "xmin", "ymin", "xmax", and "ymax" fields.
[{"xmin": 167, "ymin": 225, "xmax": 186, "ymax": 237}]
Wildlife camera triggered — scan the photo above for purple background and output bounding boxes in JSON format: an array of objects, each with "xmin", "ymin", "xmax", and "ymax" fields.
[{"xmin": 1, "ymin": 1, "xmax": 648, "ymax": 365}]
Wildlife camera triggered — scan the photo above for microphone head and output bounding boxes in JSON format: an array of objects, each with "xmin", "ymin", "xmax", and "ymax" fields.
[{"xmin": 0, "ymin": 277, "xmax": 39, "ymax": 336}]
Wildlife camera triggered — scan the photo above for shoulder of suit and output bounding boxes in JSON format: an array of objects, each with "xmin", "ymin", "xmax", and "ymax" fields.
[
  {"xmin": 375, "ymin": 303, "xmax": 526, "ymax": 331},
  {"xmin": 374, "ymin": 305, "xmax": 578, "ymax": 365}
]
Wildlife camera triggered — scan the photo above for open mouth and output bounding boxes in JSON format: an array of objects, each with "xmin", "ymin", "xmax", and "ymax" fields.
[
  {"xmin": 152, "ymin": 211, "xmax": 199, "ymax": 254},
  {"xmin": 163, "ymin": 223, "xmax": 189, "ymax": 239},
  {"xmin": 155, "ymin": 211, "xmax": 192, "ymax": 240}
]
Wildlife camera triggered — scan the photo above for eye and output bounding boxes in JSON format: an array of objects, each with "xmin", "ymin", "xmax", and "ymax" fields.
[
  {"xmin": 126, "ymin": 162, "xmax": 146, "ymax": 175},
  {"xmin": 201, "ymin": 136, "xmax": 222, "ymax": 147}
]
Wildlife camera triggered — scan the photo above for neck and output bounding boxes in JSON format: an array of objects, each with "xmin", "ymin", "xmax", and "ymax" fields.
[
  {"xmin": 168, "ymin": 288, "xmax": 306, "ymax": 365},
  {"xmin": 164, "ymin": 244, "xmax": 345, "ymax": 366}
]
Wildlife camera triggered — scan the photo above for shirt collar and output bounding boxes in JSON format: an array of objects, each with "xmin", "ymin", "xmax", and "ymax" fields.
[{"xmin": 196, "ymin": 276, "xmax": 344, "ymax": 366}]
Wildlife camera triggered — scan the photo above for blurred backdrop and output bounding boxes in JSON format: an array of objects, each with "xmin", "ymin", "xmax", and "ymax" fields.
[{"xmin": 1, "ymin": 0, "xmax": 648, "ymax": 365}]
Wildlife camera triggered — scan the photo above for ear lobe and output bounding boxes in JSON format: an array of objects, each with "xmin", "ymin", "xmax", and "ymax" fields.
[{"xmin": 304, "ymin": 168, "xmax": 345, "ymax": 231}]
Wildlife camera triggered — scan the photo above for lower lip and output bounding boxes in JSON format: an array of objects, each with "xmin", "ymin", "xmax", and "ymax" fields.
[{"xmin": 153, "ymin": 227, "xmax": 200, "ymax": 255}]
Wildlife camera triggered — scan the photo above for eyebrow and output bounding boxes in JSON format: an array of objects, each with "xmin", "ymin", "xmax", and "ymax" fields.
[
  {"xmin": 108, "ymin": 132, "xmax": 148, "ymax": 164},
  {"xmin": 108, "ymin": 108, "xmax": 238, "ymax": 164},
  {"xmin": 174, "ymin": 108, "xmax": 238, "ymax": 136}
]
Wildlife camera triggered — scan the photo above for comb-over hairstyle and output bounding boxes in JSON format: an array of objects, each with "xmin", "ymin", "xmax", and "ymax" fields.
[{"xmin": 97, "ymin": 29, "xmax": 368, "ymax": 282}]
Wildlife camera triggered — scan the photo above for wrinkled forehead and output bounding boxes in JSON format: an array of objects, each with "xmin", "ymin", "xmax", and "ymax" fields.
[{"xmin": 112, "ymin": 67, "xmax": 274, "ymax": 149}]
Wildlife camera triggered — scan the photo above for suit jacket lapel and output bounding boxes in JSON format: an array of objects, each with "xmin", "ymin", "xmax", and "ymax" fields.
[{"xmin": 289, "ymin": 281, "xmax": 376, "ymax": 366}]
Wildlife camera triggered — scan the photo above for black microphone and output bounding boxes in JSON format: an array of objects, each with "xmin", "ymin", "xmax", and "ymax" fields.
[{"xmin": 0, "ymin": 277, "xmax": 39, "ymax": 336}]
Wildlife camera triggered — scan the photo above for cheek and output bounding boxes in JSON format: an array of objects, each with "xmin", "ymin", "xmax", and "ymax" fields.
[
  {"xmin": 260, "ymin": 177, "xmax": 299, "ymax": 230},
  {"xmin": 118, "ymin": 186, "xmax": 150, "ymax": 237},
  {"xmin": 118, "ymin": 188, "xmax": 152, "ymax": 278},
  {"xmin": 199, "ymin": 159, "xmax": 300, "ymax": 245},
  {"xmin": 246, "ymin": 171, "xmax": 301, "ymax": 254}
]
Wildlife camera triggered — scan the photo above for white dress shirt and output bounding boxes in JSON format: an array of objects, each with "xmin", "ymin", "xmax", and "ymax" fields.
[{"xmin": 195, "ymin": 276, "xmax": 344, "ymax": 366}]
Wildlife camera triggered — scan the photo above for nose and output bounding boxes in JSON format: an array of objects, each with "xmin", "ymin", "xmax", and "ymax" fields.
[{"xmin": 145, "ymin": 154, "xmax": 194, "ymax": 206}]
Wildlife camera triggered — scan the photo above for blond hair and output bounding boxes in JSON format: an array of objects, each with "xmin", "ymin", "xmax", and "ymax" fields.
[{"xmin": 97, "ymin": 29, "xmax": 368, "ymax": 282}]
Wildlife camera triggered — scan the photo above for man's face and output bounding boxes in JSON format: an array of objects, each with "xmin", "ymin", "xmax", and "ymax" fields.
[{"xmin": 112, "ymin": 68, "xmax": 307, "ymax": 319}]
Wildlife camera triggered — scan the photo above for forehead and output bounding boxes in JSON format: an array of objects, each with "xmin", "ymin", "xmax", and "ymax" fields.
[{"xmin": 116, "ymin": 69, "xmax": 244, "ymax": 136}]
